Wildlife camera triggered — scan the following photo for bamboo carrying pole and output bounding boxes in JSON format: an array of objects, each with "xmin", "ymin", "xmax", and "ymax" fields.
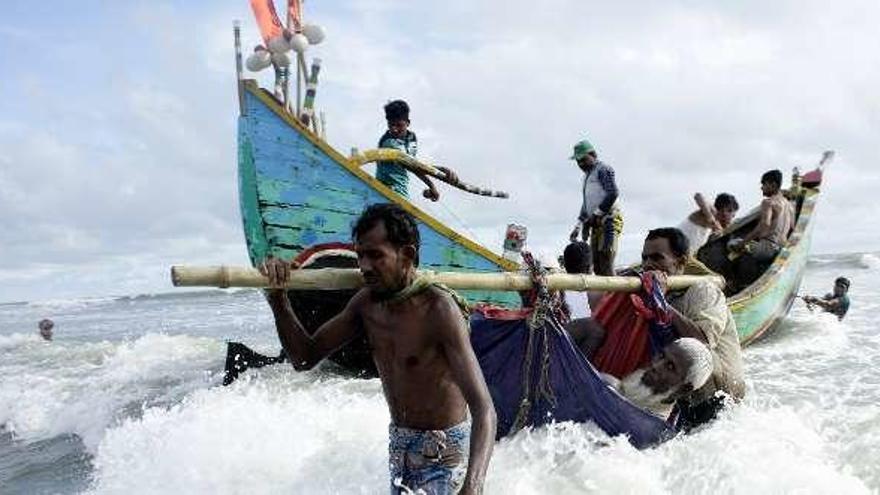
[{"xmin": 170, "ymin": 265, "xmax": 722, "ymax": 292}]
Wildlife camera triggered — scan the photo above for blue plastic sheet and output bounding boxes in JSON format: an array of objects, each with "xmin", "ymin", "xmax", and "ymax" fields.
[{"xmin": 469, "ymin": 310, "xmax": 675, "ymax": 449}]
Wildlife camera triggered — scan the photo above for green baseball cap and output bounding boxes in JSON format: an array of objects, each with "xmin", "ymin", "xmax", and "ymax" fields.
[{"xmin": 570, "ymin": 139, "xmax": 595, "ymax": 160}]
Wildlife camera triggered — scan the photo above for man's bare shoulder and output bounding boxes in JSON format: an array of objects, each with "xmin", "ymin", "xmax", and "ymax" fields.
[
  {"xmin": 423, "ymin": 286, "xmax": 468, "ymax": 323},
  {"xmin": 345, "ymin": 288, "xmax": 371, "ymax": 314}
]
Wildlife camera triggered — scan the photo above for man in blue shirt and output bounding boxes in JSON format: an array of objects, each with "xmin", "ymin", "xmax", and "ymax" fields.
[
  {"xmin": 376, "ymin": 100, "xmax": 445, "ymax": 201},
  {"xmin": 803, "ymin": 276, "xmax": 851, "ymax": 320}
]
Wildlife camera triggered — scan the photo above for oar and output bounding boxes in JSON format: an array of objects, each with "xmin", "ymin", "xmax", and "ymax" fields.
[
  {"xmin": 349, "ymin": 148, "xmax": 509, "ymax": 199},
  {"xmin": 171, "ymin": 265, "xmax": 723, "ymax": 292}
]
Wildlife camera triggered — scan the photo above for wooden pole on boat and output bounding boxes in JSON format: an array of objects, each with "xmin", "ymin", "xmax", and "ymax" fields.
[
  {"xmin": 296, "ymin": 52, "xmax": 304, "ymax": 116},
  {"xmin": 233, "ymin": 21, "xmax": 245, "ymax": 115},
  {"xmin": 170, "ymin": 265, "xmax": 722, "ymax": 292}
]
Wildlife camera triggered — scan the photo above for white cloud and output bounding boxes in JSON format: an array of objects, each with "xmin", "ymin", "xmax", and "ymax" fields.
[{"xmin": 1, "ymin": 0, "xmax": 879, "ymax": 302}]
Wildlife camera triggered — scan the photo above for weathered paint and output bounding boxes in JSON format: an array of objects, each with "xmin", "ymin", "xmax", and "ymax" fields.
[
  {"xmin": 730, "ymin": 190, "xmax": 818, "ymax": 345},
  {"xmin": 237, "ymin": 123, "xmax": 270, "ymax": 263},
  {"xmin": 238, "ymin": 86, "xmax": 520, "ymax": 307}
]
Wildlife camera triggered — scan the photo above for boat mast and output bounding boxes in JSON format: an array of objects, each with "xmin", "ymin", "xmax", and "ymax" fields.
[{"xmin": 233, "ymin": 20, "xmax": 246, "ymax": 115}]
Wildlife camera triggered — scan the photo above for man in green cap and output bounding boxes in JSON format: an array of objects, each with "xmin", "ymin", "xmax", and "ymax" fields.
[{"xmin": 569, "ymin": 139, "xmax": 623, "ymax": 276}]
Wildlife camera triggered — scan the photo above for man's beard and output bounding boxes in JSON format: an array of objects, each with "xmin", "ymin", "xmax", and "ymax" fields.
[{"xmin": 619, "ymin": 369, "xmax": 675, "ymax": 410}]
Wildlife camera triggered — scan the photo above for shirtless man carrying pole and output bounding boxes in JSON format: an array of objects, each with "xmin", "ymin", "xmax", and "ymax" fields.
[{"xmin": 261, "ymin": 203, "xmax": 496, "ymax": 495}]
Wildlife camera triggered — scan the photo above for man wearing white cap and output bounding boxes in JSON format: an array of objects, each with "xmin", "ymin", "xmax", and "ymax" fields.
[{"xmin": 604, "ymin": 338, "xmax": 714, "ymax": 420}]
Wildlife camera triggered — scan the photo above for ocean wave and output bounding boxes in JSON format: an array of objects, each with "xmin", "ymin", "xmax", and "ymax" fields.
[
  {"xmin": 807, "ymin": 251, "xmax": 880, "ymax": 270},
  {"xmin": 85, "ymin": 367, "xmax": 871, "ymax": 495},
  {"xmin": 0, "ymin": 333, "xmax": 225, "ymax": 450}
]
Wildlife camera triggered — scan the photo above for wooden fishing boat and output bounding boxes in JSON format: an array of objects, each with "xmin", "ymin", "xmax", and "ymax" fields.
[{"xmin": 231, "ymin": 4, "xmax": 829, "ymax": 372}]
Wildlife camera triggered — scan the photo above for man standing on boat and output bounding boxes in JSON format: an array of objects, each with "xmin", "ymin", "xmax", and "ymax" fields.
[
  {"xmin": 260, "ymin": 203, "xmax": 496, "ymax": 494},
  {"xmin": 375, "ymin": 100, "xmax": 454, "ymax": 202},
  {"xmin": 568, "ymin": 139, "xmax": 623, "ymax": 276},
  {"xmin": 803, "ymin": 276, "xmax": 851, "ymax": 320},
  {"xmin": 641, "ymin": 228, "xmax": 746, "ymax": 430}
]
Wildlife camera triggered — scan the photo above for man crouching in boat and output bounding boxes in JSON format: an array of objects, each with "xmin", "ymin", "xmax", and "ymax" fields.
[
  {"xmin": 604, "ymin": 338, "xmax": 714, "ymax": 420},
  {"xmin": 261, "ymin": 203, "xmax": 496, "ymax": 495},
  {"xmin": 641, "ymin": 228, "xmax": 746, "ymax": 431}
]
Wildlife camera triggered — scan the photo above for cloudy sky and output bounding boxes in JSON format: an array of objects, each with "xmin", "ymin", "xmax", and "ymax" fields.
[{"xmin": 1, "ymin": 0, "xmax": 879, "ymax": 303}]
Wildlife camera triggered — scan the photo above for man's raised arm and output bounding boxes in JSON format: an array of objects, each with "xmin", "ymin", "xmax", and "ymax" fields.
[
  {"xmin": 434, "ymin": 294, "xmax": 496, "ymax": 495},
  {"xmin": 261, "ymin": 258, "xmax": 362, "ymax": 371}
]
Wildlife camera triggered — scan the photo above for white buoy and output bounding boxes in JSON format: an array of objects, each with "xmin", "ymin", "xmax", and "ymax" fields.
[
  {"xmin": 302, "ymin": 24, "xmax": 326, "ymax": 45},
  {"xmin": 267, "ymin": 35, "xmax": 290, "ymax": 53},
  {"xmin": 271, "ymin": 51, "xmax": 291, "ymax": 67},
  {"xmin": 245, "ymin": 47, "xmax": 272, "ymax": 71},
  {"xmin": 289, "ymin": 33, "xmax": 309, "ymax": 53}
]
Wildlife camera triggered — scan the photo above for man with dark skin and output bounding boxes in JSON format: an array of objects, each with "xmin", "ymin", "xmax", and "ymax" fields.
[
  {"xmin": 640, "ymin": 228, "xmax": 745, "ymax": 430},
  {"xmin": 803, "ymin": 276, "xmax": 851, "ymax": 321},
  {"xmin": 260, "ymin": 203, "xmax": 496, "ymax": 494}
]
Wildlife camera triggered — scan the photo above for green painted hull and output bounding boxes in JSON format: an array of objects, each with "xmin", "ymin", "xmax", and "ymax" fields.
[{"xmin": 726, "ymin": 188, "xmax": 820, "ymax": 346}]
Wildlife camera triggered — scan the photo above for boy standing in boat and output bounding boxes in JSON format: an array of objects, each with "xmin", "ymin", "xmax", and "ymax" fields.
[
  {"xmin": 376, "ymin": 100, "xmax": 450, "ymax": 202},
  {"xmin": 568, "ymin": 139, "xmax": 623, "ymax": 276},
  {"xmin": 261, "ymin": 203, "xmax": 496, "ymax": 494}
]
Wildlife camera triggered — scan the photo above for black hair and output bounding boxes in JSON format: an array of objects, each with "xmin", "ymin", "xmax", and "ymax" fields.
[
  {"xmin": 352, "ymin": 203, "xmax": 420, "ymax": 265},
  {"xmin": 645, "ymin": 227, "xmax": 690, "ymax": 259},
  {"xmin": 563, "ymin": 241, "xmax": 592, "ymax": 274},
  {"xmin": 835, "ymin": 276, "xmax": 850, "ymax": 288},
  {"xmin": 714, "ymin": 193, "xmax": 739, "ymax": 211},
  {"xmin": 384, "ymin": 100, "xmax": 410, "ymax": 122},
  {"xmin": 761, "ymin": 169, "xmax": 783, "ymax": 188}
]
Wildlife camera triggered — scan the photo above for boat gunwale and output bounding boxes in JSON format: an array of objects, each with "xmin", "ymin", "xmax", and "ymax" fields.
[
  {"xmin": 727, "ymin": 187, "xmax": 820, "ymax": 344},
  {"xmin": 241, "ymin": 80, "xmax": 519, "ymax": 272}
]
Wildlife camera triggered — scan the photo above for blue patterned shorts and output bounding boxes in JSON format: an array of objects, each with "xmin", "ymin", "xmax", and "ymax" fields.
[{"xmin": 388, "ymin": 420, "xmax": 470, "ymax": 495}]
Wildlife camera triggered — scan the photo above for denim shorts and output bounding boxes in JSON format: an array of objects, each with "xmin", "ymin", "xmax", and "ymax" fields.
[{"xmin": 388, "ymin": 420, "xmax": 470, "ymax": 495}]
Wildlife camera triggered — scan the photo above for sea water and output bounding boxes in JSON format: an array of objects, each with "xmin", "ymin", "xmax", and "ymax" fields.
[{"xmin": 1, "ymin": 253, "xmax": 878, "ymax": 494}]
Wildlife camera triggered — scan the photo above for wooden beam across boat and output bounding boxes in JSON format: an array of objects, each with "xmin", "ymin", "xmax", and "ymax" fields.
[{"xmin": 170, "ymin": 265, "xmax": 722, "ymax": 292}]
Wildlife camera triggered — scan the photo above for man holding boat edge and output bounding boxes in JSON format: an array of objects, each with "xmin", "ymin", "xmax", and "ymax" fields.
[
  {"xmin": 261, "ymin": 203, "xmax": 496, "ymax": 495},
  {"xmin": 641, "ymin": 228, "xmax": 746, "ymax": 430},
  {"xmin": 569, "ymin": 139, "xmax": 623, "ymax": 276},
  {"xmin": 803, "ymin": 276, "xmax": 851, "ymax": 321}
]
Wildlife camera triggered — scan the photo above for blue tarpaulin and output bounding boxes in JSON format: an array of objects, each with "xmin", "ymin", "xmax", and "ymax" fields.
[{"xmin": 469, "ymin": 308, "xmax": 675, "ymax": 449}]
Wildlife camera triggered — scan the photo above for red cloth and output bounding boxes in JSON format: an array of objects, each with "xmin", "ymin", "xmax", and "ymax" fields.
[{"xmin": 590, "ymin": 293, "xmax": 652, "ymax": 379}]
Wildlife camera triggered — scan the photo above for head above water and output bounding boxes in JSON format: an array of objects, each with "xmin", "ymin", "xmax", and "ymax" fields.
[
  {"xmin": 641, "ymin": 337, "xmax": 713, "ymax": 399},
  {"xmin": 384, "ymin": 100, "xmax": 410, "ymax": 138},
  {"xmin": 834, "ymin": 276, "xmax": 850, "ymax": 296},
  {"xmin": 761, "ymin": 169, "xmax": 783, "ymax": 197},
  {"xmin": 642, "ymin": 228, "xmax": 690, "ymax": 275},
  {"xmin": 570, "ymin": 139, "xmax": 598, "ymax": 171},
  {"xmin": 713, "ymin": 193, "xmax": 739, "ymax": 228},
  {"xmin": 38, "ymin": 318, "xmax": 54, "ymax": 341},
  {"xmin": 563, "ymin": 241, "xmax": 592, "ymax": 274},
  {"xmin": 352, "ymin": 203, "xmax": 420, "ymax": 296}
]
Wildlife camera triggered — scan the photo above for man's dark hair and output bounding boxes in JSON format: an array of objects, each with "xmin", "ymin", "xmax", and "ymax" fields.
[
  {"xmin": 384, "ymin": 100, "xmax": 410, "ymax": 122},
  {"xmin": 835, "ymin": 276, "xmax": 850, "ymax": 289},
  {"xmin": 352, "ymin": 203, "xmax": 421, "ymax": 265},
  {"xmin": 714, "ymin": 193, "xmax": 739, "ymax": 211},
  {"xmin": 645, "ymin": 227, "xmax": 690, "ymax": 258},
  {"xmin": 563, "ymin": 241, "xmax": 592, "ymax": 274},
  {"xmin": 761, "ymin": 169, "xmax": 783, "ymax": 188}
]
